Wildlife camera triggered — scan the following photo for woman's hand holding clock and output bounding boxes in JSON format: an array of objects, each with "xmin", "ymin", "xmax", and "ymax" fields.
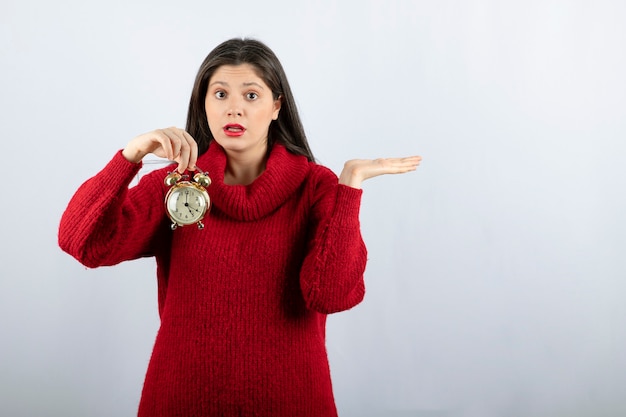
[{"xmin": 122, "ymin": 127, "xmax": 198, "ymax": 173}]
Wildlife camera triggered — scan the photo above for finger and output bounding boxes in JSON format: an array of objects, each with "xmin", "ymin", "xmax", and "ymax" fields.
[
  {"xmin": 371, "ymin": 158, "xmax": 408, "ymax": 172},
  {"xmin": 168, "ymin": 128, "xmax": 190, "ymax": 173},
  {"xmin": 371, "ymin": 158, "xmax": 420, "ymax": 175},
  {"xmin": 182, "ymin": 130, "xmax": 199, "ymax": 170},
  {"xmin": 153, "ymin": 129, "xmax": 175, "ymax": 160},
  {"xmin": 404, "ymin": 156, "xmax": 422, "ymax": 169},
  {"xmin": 162, "ymin": 127, "xmax": 191, "ymax": 174},
  {"xmin": 162, "ymin": 127, "xmax": 183, "ymax": 161},
  {"xmin": 385, "ymin": 156, "xmax": 422, "ymax": 170},
  {"xmin": 389, "ymin": 156, "xmax": 422, "ymax": 165},
  {"xmin": 382, "ymin": 165, "xmax": 417, "ymax": 175},
  {"xmin": 404, "ymin": 156, "xmax": 422, "ymax": 165}
]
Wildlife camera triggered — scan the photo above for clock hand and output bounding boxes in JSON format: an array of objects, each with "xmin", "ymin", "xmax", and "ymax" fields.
[
  {"xmin": 185, "ymin": 204, "xmax": 200, "ymax": 212},
  {"xmin": 183, "ymin": 201, "xmax": 200, "ymax": 213}
]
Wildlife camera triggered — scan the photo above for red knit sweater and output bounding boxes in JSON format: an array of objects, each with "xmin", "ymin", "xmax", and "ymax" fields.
[{"xmin": 59, "ymin": 143, "xmax": 368, "ymax": 416}]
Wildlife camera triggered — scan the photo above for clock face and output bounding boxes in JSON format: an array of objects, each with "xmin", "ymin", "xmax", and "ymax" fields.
[{"xmin": 165, "ymin": 183, "xmax": 209, "ymax": 226}]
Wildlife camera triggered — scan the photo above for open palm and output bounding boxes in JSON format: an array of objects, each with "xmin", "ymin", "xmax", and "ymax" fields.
[{"xmin": 339, "ymin": 156, "xmax": 422, "ymax": 188}]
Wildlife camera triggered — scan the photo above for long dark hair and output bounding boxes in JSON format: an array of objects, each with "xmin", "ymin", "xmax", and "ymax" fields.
[{"xmin": 186, "ymin": 38, "xmax": 314, "ymax": 161}]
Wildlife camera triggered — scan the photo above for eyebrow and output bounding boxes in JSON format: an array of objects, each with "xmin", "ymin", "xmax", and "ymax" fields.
[{"xmin": 209, "ymin": 81, "xmax": 265, "ymax": 90}]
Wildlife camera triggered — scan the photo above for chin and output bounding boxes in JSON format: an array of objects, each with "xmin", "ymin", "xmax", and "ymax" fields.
[{"xmin": 216, "ymin": 137, "xmax": 267, "ymax": 153}]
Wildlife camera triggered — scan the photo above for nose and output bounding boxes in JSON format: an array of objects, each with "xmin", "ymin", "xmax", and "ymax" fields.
[
  {"xmin": 227, "ymin": 98, "xmax": 243, "ymax": 117},
  {"xmin": 227, "ymin": 108, "xmax": 242, "ymax": 117}
]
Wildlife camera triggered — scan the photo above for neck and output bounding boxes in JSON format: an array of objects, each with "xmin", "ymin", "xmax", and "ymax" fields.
[{"xmin": 223, "ymin": 152, "xmax": 267, "ymax": 186}]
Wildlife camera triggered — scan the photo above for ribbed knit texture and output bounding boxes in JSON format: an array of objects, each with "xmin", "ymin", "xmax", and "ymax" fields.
[{"xmin": 58, "ymin": 143, "xmax": 368, "ymax": 417}]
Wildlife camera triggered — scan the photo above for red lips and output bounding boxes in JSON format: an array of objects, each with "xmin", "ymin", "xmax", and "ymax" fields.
[{"xmin": 223, "ymin": 124, "xmax": 245, "ymax": 137}]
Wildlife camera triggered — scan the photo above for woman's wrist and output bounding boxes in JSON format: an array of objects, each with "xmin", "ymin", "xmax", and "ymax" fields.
[
  {"xmin": 122, "ymin": 145, "xmax": 144, "ymax": 164},
  {"xmin": 338, "ymin": 165, "xmax": 363, "ymax": 189}
]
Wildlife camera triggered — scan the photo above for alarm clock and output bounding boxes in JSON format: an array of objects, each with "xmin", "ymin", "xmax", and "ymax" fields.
[{"xmin": 164, "ymin": 170, "xmax": 211, "ymax": 230}]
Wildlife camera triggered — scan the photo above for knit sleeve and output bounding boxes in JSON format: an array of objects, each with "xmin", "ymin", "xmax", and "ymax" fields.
[
  {"xmin": 299, "ymin": 169, "xmax": 368, "ymax": 314},
  {"xmin": 58, "ymin": 150, "xmax": 169, "ymax": 268}
]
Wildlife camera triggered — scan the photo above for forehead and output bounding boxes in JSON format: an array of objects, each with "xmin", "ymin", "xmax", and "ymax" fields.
[{"xmin": 209, "ymin": 63, "xmax": 267, "ymax": 86}]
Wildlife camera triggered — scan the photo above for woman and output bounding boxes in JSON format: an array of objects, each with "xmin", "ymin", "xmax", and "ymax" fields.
[{"xmin": 59, "ymin": 38, "xmax": 421, "ymax": 416}]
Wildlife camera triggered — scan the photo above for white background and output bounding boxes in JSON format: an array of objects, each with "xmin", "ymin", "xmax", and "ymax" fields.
[{"xmin": 1, "ymin": 0, "xmax": 625, "ymax": 416}]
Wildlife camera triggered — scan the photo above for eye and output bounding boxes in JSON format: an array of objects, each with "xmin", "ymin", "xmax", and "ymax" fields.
[
  {"xmin": 214, "ymin": 90, "xmax": 226, "ymax": 99},
  {"xmin": 246, "ymin": 92, "xmax": 258, "ymax": 100}
]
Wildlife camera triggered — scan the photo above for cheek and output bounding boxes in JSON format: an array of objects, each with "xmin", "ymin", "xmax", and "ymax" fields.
[
  {"xmin": 204, "ymin": 108, "xmax": 221, "ymax": 136},
  {"xmin": 204, "ymin": 100, "xmax": 213, "ymax": 115},
  {"xmin": 204, "ymin": 104, "xmax": 220, "ymax": 123}
]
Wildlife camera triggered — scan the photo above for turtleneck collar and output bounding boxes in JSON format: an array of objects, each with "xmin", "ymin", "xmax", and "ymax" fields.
[{"xmin": 197, "ymin": 143, "xmax": 310, "ymax": 221}]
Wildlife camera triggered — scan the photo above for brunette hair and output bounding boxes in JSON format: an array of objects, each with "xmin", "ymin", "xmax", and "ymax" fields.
[{"xmin": 186, "ymin": 38, "xmax": 314, "ymax": 161}]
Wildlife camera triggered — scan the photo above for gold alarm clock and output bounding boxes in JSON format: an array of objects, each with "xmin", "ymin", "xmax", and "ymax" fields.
[{"xmin": 164, "ymin": 170, "xmax": 211, "ymax": 230}]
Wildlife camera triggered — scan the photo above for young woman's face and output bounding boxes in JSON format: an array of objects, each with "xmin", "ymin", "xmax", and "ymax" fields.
[{"xmin": 205, "ymin": 64, "xmax": 281, "ymax": 161}]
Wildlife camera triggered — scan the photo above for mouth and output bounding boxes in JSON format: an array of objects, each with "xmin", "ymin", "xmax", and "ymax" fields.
[{"xmin": 223, "ymin": 124, "xmax": 246, "ymax": 137}]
